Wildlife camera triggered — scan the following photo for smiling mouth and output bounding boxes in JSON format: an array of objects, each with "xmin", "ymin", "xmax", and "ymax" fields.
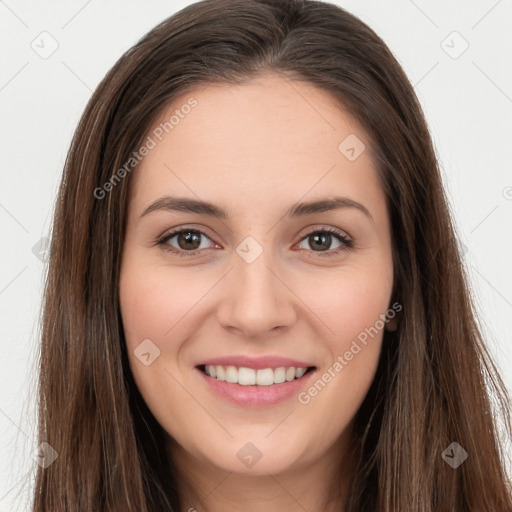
[{"xmin": 197, "ymin": 364, "xmax": 316, "ymax": 386}]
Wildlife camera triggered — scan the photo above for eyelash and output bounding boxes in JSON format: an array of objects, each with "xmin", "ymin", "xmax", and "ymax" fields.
[{"xmin": 155, "ymin": 226, "xmax": 353, "ymax": 258}]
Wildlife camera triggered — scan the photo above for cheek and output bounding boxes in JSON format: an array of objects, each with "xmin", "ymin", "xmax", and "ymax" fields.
[
  {"xmin": 119, "ymin": 263, "xmax": 201, "ymax": 426},
  {"xmin": 335, "ymin": 283, "xmax": 389, "ymax": 343},
  {"xmin": 119, "ymin": 260, "xmax": 217, "ymax": 387},
  {"xmin": 120, "ymin": 263, "xmax": 200, "ymax": 345},
  {"xmin": 292, "ymin": 267, "xmax": 392, "ymax": 444},
  {"xmin": 297, "ymin": 263, "xmax": 393, "ymax": 351},
  {"xmin": 119, "ymin": 260, "xmax": 176, "ymax": 385}
]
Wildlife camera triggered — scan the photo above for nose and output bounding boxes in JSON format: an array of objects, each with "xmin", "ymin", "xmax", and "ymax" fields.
[{"xmin": 216, "ymin": 244, "xmax": 297, "ymax": 340}]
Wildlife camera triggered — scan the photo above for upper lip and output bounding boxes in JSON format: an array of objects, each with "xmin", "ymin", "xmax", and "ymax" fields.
[{"xmin": 196, "ymin": 355, "xmax": 316, "ymax": 370}]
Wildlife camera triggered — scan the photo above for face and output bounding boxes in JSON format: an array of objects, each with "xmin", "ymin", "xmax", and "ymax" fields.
[{"xmin": 119, "ymin": 73, "xmax": 395, "ymax": 480}]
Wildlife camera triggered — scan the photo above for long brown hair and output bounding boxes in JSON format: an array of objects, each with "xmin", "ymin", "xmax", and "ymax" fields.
[{"xmin": 33, "ymin": 0, "xmax": 512, "ymax": 510}]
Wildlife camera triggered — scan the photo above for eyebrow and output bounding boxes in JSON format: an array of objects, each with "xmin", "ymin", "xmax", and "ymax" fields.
[{"xmin": 139, "ymin": 195, "xmax": 374, "ymax": 222}]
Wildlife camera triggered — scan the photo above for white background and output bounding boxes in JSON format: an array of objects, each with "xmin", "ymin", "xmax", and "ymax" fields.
[{"xmin": 1, "ymin": 0, "xmax": 511, "ymax": 509}]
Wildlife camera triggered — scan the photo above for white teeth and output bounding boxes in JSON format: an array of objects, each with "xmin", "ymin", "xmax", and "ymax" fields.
[
  {"xmin": 285, "ymin": 367, "xmax": 296, "ymax": 381},
  {"xmin": 216, "ymin": 365, "xmax": 225, "ymax": 380},
  {"xmin": 225, "ymin": 366, "xmax": 238, "ymax": 384},
  {"xmin": 274, "ymin": 367, "xmax": 286, "ymax": 384},
  {"xmin": 295, "ymin": 367, "xmax": 306, "ymax": 378},
  {"xmin": 256, "ymin": 368, "xmax": 274, "ymax": 386},
  {"xmin": 238, "ymin": 366, "xmax": 256, "ymax": 385},
  {"xmin": 203, "ymin": 365, "xmax": 311, "ymax": 385}
]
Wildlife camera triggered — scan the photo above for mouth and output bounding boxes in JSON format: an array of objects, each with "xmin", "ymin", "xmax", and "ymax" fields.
[{"xmin": 196, "ymin": 364, "xmax": 317, "ymax": 386}]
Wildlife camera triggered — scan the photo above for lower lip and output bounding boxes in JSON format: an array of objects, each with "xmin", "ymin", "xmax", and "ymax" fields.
[{"xmin": 196, "ymin": 367, "xmax": 317, "ymax": 407}]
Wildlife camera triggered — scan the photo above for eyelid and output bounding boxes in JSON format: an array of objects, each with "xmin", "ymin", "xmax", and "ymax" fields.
[
  {"xmin": 296, "ymin": 224, "xmax": 352, "ymax": 242},
  {"xmin": 294, "ymin": 225, "xmax": 353, "ymax": 257},
  {"xmin": 155, "ymin": 226, "xmax": 219, "ymax": 254}
]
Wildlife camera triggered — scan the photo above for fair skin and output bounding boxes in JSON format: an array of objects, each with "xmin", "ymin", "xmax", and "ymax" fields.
[{"xmin": 119, "ymin": 73, "xmax": 395, "ymax": 512}]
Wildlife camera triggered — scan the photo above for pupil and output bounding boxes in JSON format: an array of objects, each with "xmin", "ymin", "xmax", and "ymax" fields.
[
  {"xmin": 179, "ymin": 231, "xmax": 200, "ymax": 250},
  {"xmin": 311, "ymin": 233, "xmax": 330, "ymax": 251}
]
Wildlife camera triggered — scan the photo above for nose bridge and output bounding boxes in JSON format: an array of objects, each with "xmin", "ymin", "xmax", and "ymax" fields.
[
  {"xmin": 236, "ymin": 236, "xmax": 277, "ymax": 296},
  {"xmin": 216, "ymin": 234, "xmax": 296, "ymax": 336},
  {"xmin": 234, "ymin": 234, "xmax": 282, "ymax": 310}
]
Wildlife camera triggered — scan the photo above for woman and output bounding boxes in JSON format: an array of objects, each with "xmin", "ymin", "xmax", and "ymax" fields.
[{"xmin": 34, "ymin": 0, "xmax": 512, "ymax": 510}]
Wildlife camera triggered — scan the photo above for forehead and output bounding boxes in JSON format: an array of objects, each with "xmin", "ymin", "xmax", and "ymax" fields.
[{"xmin": 128, "ymin": 73, "xmax": 383, "ymax": 219}]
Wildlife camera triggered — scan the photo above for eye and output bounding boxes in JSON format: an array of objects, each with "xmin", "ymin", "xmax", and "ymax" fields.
[
  {"xmin": 156, "ymin": 226, "xmax": 353, "ymax": 258},
  {"xmin": 156, "ymin": 228, "xmax": 217, "ymax": 257},
  {"xmin": 295, "ymin": 227, "xmax": 353, "ymax": 257}
]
